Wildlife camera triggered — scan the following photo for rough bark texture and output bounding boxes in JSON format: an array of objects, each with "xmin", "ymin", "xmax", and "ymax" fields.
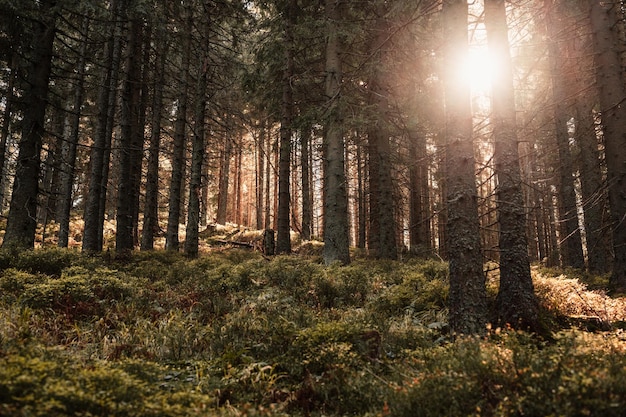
[
  {"xmin": 322, "ymin": 0, "xmax": 350, "ymax": 265},
  {"xmin": 58, "ymin": 18, "xmax": 89, "ymax": 248},
  {"xmin": 216, "ymin": 133, "xmax": 232, "ymax": 225},
  {"xmin": 575, "ymin": 101, "xmax": 611, "ymax": 273},
  {"xmin": 366, "ymin": 12, "xmax": 397, "ymax": 260},
  {"xmin": 301, "ymin": 125, "xmax": 312, "ymax": 241},
  {"xmin": 486, "ymin": 0, "xmax": 541, "ymax": 332},
  {"xmin": 185, "ymin": 23, "xmax": 209, "ymax": 258},
  {"xmin": 589, "ymin": 0, "xmax": 626, "ymax": 292},
  {"xmin": 83, "ymin": 0, "xmax": 123, "ymax": 253},
  {"xmin": 442, "ymin": 0, "xmax": 487, "ymax": 335},
  {"xmin": 276, "ymin": 0, "xmax": 295, "ymax": 254},
  {"xmin": 116, "ymin": 18, "xmax": 143, "ymax": 254},
  {"xmin": 165, "ymin": 7, "xmax": 192, "ymax": 251},
  {"xmin": 3, "ymin": 0, "xmax": 56, "ymax": 250},
  {"xmin": 141, "ymin": 30, "xmax": 167, "ymax": 251}
]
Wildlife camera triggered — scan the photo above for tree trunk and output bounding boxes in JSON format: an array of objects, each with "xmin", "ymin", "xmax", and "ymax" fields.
[
  {"xmin": 356, "ymin": 138, "xmax": 367, "ymax": 249},
  {"xmin": 545, "ymin": 2, "xmax": 585, "ymax": 269},
  {"xmin": 442, "ymin": 0, "xmax": 487, "ymax": 335},
  {"xmin": 408, "ymin": 128, "xmax": 431, "ymax": 254},
  {"xmin": 141, "ymin": 28, "xmax": 167, "ymax": 251},
  {"xmin": 216, "ymin": 131, "xmax": 232, "ymax": 225},
  {"xmin": 322, "ymin": 0, "xmax": 350, "ymax": 265},
  {"xmin": 256, "ymin": 125, "xmax": 265, "ymax": 230},
  {"xmin": 3, "ymin": 0, "xmax": 56, "ymax": 250},
  {"xmin": 83, "ymin": 0, "xmax": 123, "ymax": 253},
  {"xmin": 301, "ymin": 124, "xmax": 312, "ymax": 241},
  {"xmin": 116, "ymin": 17, "xmax": 143, "ymax": 255},
  {"xmin": 575, "ymin": 101, "xmax": 611, "ymax": 273},
  {"xmin": 486, "ymin": 0, "xmax": 542, "ymax": 332},
  {"xmin": 165, "ymin": 6, "xmax": 192, "ymax": 251},
  {"xmin": 185, "ymin": 27, "xmax": 209, "ymax": 258},
  {"xmin": 0, "ymin": 49, "xmax": 19, "ymax": 212},
  {"xmin": 58, "ymin": 18, "xmax": 89, "ymax": 248},
  {"xmin": 589, "ymin": 0, "xmax": 626, "ymax": 291},
  {"xmin": 130, "ymin": 25, "xmax": 151, "ymax": 247},
  {"xmin": 276, "ymin": 1, "xmax": 295, "ymax": 254}
]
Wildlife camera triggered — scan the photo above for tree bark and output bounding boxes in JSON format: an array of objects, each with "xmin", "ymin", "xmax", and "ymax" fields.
[
  {"xmin": 322, "ymin": 0, "xmax": 350, "ymax": 265},
  {"xmin": 83, "ymin": 0, "xmax": 124, "ymax": 253},
  {"xmin": 301, "ymin": 124, "xmax": 312, "ymax": 241},
  {"xmin": 545, "ymin": 1, "xmax": 585, "ymax": 269},
  {"xmin": 486, "ymin": 0, "xmax": 541, "ymax": 332},
  {"xmin": 141, "ymin": 28, "xmax": 168, "ymax": 251},
  {"xmin": 185, "ymin": 34, "xmax": 209, "ymax": 258},
  {"xmin": 3, "ymin": 0, "xmax": 57, "ymax": 250},
  {"xmin": 58, "ymin": 17, "xmax": 89, "ymax": 248},
  {"xmin": 575, "ymin": 100, "xmax": 611, "ymax": 273},
  {"xmin": 216, "ymin": 131, "xmax": 232, "ymax": 225},
  {"xmin": 589, "ymin": 0, "xmax": 626, "ymax": 291},
  {"xmin": 116, "ymin": 17, "xmax": 144, "ymax": 255},
  {"xmin": 165, "ymin": 5, "xmax": 192, "ymax": 251},
  {"xmin": 442, "ymin": 0, "xmax": 487, "ymax": 334},
  {"xmin": 276, "ymin": 0, "xmax": 295, "ymax": 254}
]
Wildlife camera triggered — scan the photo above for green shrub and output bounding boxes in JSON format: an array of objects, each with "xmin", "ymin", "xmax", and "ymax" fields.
[{"xmin": 14, "ymin": 248, "xmax": 80, "ymax": 276}]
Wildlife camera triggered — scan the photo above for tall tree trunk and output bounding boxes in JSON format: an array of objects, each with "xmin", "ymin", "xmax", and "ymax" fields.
[
  {"xmin": 58, "ymin": 18, "xmax": 89, "ymax": 248},
  {"xmin": 366, "ymin": 13, "xmax": 397, "ymax": 260},
  {"xmin": 130, "ymin": 25, "xmax": 151, "ymax": 247},
  {"xmin": 0, "ymin": 50, "xmax": 19, "ymax": 211},
  {"xmin": 256, "ymin": 125, "xmax": 265, "ymax": 230},
  {"xmin": 301, "ymin": 124, "xmax": 312, "ymax": 241},
  {"xmin": 589, "ymin": 0, "xmax": 626, "ymax": 291},
  {"xmin": 408, "ymin": 128, "xmax": 431, "ymax": 254},
  {"xmin": 216, "ymin": 131, "xmax": 232, "ymax": 225},
  {"xmin": 486, "ymin": 0, "xmax": 541, "ymax": 332},
  {"xmin": 322, "ymin": 0, "xmax": 350, "ymax": 265},
  {"xmin": 545, "ymin": 2, "xmax": 585, "ymax": 269},
  {"xmin": 575, "ymin": 101, "xmax": 611, "ymax": 273},
  {"xmin": 264, "ymin": 126, "xmax": 272, "ymax": 230},
  {"xmin": 116, "ymin": 17, "xmax": 143, "ymax": 254},
  {"xmin": 185, "ymin": 25, "xmax": 209, "ymax": 258},
  {"xmin": 141, "ymin": 29, "xmax": 167, "ymax": 250},
  {"xmin": 83, "ymin": 0, "xmax": 124, "ymax": 253},
  {"xmin": 356, "ymin": 138, "xmax": 367, "ymax": 249},
  {"xmin": 3, "ymin": 0, "xmax": 57, "ymax": 250},
  {"xmin": 165, "ymin": 6, "xmax": 192, "ymax": 251},
  {"xmin": 276, "ymin": 1, "xmax": 295, "ymax": 254},
  {"xmin": 442, "ymin": 0, "xmax": 487, "ymax": 335}
]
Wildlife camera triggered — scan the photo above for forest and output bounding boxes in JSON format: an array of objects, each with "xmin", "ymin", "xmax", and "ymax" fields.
[{"xmin": 1, "ymin": 0, "xmax": 626, "ymax": 415}]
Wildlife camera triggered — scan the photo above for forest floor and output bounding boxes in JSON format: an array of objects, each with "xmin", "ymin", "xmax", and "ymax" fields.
[{"xmin": 1, "ymin": 227, "xmax": 626, "ymax": 416}]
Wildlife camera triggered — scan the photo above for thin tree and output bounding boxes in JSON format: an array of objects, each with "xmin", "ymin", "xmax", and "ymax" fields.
[
  {"xmin": 116, "ymin": 16, "xmax": 144, "ymax": 254},
  {"xmin": 165, "ymin": 4, "xmax": 192, "ymax": 251},
  {"xmin": 322, "ymin": 0, "xmax": 350, "ymax": 265},
  {"xmin": 141, "ymin": 25, "xmax": 168, "ymax": 250},
  {"xmin": 185, "ymin": 5, "xmax": 211, "ymax": 258},
  {"xmin": 58, "ymin": 17, "xmax": 89, "ymax": 248},
  {"xmin": 442, "ymin": 0, "xmax": 487, "ymax": 334},
  {"xmin": 276, "ymin": 0, "xmax": 296, "ymax": 254},
  {"xmin": 366, "ymin": 8, "xmax": 397, "ymax": 260}
]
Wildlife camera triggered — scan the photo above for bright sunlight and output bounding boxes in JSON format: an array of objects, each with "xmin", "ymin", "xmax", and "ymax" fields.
[{"xmin": 462, "ymin": 46, "xmax": 502, "ymax": 95}]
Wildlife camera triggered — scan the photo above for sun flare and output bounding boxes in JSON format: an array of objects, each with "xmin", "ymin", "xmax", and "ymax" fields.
[{"xmin": 461, "ymin": 47, "xmax": 502, "ymax": 94}]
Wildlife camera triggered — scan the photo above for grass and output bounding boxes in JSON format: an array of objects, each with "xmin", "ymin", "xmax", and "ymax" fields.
[{"xmin": 1, "ymin": 247, "xmax": 625, "ymax": 416}]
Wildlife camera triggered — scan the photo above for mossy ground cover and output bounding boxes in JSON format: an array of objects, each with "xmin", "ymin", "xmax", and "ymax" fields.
[{"xmin": 1, "ymin": 248, "xmax": 625, "ymax": 416}]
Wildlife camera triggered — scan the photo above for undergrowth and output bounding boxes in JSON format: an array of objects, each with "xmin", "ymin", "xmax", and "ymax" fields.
[{"xmin": 0, "ymin": 248, "xmax": 625, "ymax": 416}]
